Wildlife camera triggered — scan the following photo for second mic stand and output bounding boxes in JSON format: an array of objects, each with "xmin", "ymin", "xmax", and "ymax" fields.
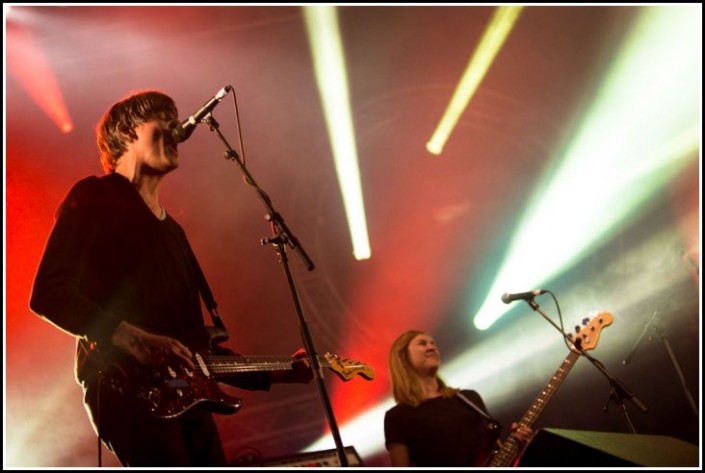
[
  {"xmin": 205, "ymin": 115, "xmax": 349, "ymax": 466},
  {"xmin": 622, "ymin": 307, "xmax": 698, "ymax": 417},
  {"xmin": 524, "ymin": 298, "xmax": 648, "ymax": 434}
]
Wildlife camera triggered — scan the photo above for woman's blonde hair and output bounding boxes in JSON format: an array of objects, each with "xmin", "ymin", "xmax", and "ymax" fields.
[{"xmin": 389, "ymin": 329, "xmax": 458, "ymax": 407}]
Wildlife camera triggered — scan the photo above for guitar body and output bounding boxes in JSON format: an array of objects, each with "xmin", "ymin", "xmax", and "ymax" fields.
[
  {"xmin": 478, "ymin": 420, "xmax": 503, "ymax": 467},
  {"xmin": 144, "ymin": 357, "xmax": 244, "ymax": 419},
  {"xmin": 102, "ymin": 327, "xmax": 243, "ymax": 419}
]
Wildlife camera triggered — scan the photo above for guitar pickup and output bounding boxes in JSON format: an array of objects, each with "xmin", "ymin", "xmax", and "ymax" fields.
[{"xmin": 165, "ymin": 379, "xmax": 189, "ymax": 389}]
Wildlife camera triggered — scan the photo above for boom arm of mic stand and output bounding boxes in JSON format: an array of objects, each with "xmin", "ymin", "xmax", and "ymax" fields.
[
  {"xmin": 622, "ymin": 308, "xmax": 659, "ymax": 365},
  {"xmin": 205, "ymin": 115, "xmax": 314, "ymax": 271},
  {"xmin": 622, "ymin": 304, "xmax": 697, "ymax": 417}
]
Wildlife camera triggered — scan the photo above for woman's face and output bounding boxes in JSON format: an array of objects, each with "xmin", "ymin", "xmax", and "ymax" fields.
[{"xmin": 406, "ymin": 333, "xmax": 440, "ymax": 375}]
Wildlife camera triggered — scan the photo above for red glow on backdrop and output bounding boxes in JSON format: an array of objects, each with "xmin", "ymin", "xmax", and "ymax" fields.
[
  {"xmin": 5, "ymin": 158, "xmax": 57, "ymax": 338},
  {"xmin": 327, "ymin": 159, "xmax": 490, "ymax": 423},
  {"xmin": 6, "ymin": 21, "xmax": 74, "ymax": 134}
]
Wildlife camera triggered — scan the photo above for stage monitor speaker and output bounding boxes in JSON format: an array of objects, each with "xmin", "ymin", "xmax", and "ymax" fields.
[
  {"xmin": 232, "ymin": 446, "xmax": 363, "ymax": 467},
  {"xmin": 517, "ymin": 428, "xmax": 699, "ymax": 467}
]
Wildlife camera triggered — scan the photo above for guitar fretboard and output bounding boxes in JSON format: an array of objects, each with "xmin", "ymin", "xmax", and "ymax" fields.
[
  {"xmin": 488, "ymin": 350, "xmax": 580, "ymax": 467},
  {"xmin": 197, "ymin": 355, "xmax": 330, "ymax": 375}
]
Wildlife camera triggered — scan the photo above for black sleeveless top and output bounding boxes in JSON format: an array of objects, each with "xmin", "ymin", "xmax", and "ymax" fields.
[{"xmin": 384, "ymin": 389, "xmax": 499, "ymax": 467}]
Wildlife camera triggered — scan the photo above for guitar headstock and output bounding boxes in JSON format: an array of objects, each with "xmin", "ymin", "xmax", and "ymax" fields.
[
  {"xmin": 571, "ymin": 311, "xmax": 613, "ymax": 353},
  {"xmin": 324, "ymin": 353, "xmax": 376, "ymax": 381}
]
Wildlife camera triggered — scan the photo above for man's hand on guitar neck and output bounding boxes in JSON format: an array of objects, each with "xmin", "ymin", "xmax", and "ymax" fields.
[
  {"xmin": 270, "ymin": 347, "xmax": 314, "ymax": 384},
  {"xmin": 111, "ymin": 321, "xmax": 195, "ymax": 370}
]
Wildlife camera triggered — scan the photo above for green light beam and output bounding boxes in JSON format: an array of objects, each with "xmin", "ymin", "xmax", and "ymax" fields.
[{"xmin": 473, "ymin": 5, "xmax": 701, "ymax": 330}]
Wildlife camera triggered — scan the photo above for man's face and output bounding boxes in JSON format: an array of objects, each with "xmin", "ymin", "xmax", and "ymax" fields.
[{"xmin": 130, "ymin": 118, "xmax": 180, "ymax": 174}]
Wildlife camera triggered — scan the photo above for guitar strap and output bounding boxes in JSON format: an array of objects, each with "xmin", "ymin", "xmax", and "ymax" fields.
[{"xmin": 191, "ymin": 249, "xmax": 228, "ymax": 334}]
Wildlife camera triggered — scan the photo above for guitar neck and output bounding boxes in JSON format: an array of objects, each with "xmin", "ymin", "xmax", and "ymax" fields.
[
  {"xmin": 193, "ymin": 351, "xmax": 375, "ymax": 382},
  {"xmin": 489, "ymin": 350, "xmax": 580, "ymax": 467},
  {"xmin": 199, "ymin": 355, "xmax": 329, "ymax": 376},
  {"xmin": 518, "ymin": 350, "xmax": 580, "ymax": 427}
]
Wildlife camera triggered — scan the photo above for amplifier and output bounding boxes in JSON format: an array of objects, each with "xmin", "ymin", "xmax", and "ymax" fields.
[{"xmin": 233, "ymin": 446, "xmax": 363, "ymax": 467}]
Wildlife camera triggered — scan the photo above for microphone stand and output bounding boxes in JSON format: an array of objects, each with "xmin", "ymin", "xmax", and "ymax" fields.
[
  {"xmin": 523, "ymin": 298, "xmax": 648, "ymax": 433},
  {"xmin": 203, "ymin": 114, "xmax": 349, "ymax": 466},
  {"xmin": 622, "ymin": 308, "xmax": 698, "ymax": 417}
]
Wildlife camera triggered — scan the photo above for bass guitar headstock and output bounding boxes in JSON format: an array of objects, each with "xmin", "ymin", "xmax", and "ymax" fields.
[{"xmin": 570, "ymin": 311, "xmax": 613, "ymax": 352}]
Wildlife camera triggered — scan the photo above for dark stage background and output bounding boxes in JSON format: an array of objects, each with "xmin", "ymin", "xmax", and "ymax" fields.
[{"xmin": 5, "ymin": 5, "xmax": 700, "ymax": 468}]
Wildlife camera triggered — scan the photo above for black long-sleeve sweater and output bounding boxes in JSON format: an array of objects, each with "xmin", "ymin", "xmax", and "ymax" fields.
[{"xmin": 30, "ymin": 172, "xmax": 269, "ymax": 390}]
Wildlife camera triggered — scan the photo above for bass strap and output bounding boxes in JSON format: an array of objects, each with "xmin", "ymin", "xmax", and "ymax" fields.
[
  {"xmin": 456, "ymin": 391, "xmax": 501, "ymax": 428},
  {"xmin": 456, "ymin": 390, "xmax": 503, "ymax": 465}
]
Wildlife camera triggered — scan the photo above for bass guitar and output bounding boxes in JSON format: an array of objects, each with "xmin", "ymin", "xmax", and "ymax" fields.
[
  {"xmin": 98, "ymin": 326, "xmax": 375, "ymax": 419},
  {"xmin": 487, "ymin": 311, "xmax": 613, "ymax": 467}
]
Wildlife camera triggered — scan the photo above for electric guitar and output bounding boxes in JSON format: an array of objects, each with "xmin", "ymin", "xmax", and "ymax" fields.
[
  {"xmin": 98, "ymin": 326, "xmax": 376, "ymax": 419},
  {"xmin": 487, "ymin": 311, "xmax": 613, "ymax": 467}
]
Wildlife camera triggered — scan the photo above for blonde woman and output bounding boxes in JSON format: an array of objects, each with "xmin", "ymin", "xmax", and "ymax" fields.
[{"xmin": 384, "ymin": 330, "xmax": 532, "ymax": 467}]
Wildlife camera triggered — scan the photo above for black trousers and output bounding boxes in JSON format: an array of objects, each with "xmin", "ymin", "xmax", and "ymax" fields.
[{"xmin": 83, "ymin": 378, "xmax": 228, "ymax": 467}]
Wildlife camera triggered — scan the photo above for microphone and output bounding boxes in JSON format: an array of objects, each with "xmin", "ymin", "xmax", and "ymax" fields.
[
  {"xmin": 501, "ymin": 289, "xmax": 546, "ymax": 304},
  {"xmin": 172, "ymin": 85, "xmax": 232, "ymax": 143}
]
